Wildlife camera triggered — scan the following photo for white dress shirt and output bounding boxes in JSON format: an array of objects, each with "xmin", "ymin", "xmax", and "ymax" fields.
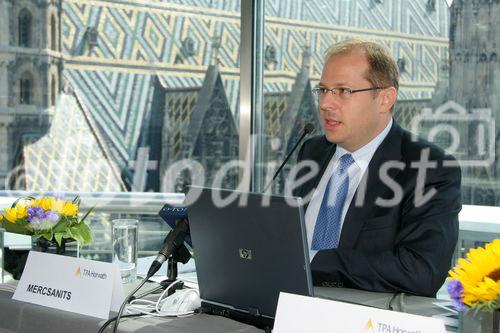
[{"xmin": 305, "ymin": 118, "xmax": 393, "ymax": 261}]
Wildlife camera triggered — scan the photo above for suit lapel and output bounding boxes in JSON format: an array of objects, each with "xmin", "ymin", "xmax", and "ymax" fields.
[
  {"xmin": 299, "ymin": 140, "xmax": 336, "ymax": 202},
  {"xmin": 338, "ymin": 122, "xmax": 404, "ymax": 249}
]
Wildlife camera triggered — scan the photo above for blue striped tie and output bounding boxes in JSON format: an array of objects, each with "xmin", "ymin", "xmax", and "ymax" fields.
[{"xmin": 311, "ymin": 153, "xmax": 354, "ymax": 250}]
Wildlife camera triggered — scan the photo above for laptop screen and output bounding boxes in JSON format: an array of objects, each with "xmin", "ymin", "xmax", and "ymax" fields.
[{"xmin": 187, "ymin": 187, "xmax": 314, "ymax": 322}]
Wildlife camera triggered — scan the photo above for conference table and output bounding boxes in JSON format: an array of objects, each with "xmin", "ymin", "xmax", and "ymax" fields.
[
  {"xmin": 0, "ymin": 289, "xmax": 263, "ymax": 333},
  {"xmin": 0, "ymin": 282, "xmax": 456, "ymax": 333}
]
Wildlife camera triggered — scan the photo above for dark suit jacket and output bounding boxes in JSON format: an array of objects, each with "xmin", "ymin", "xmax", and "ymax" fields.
[{"xmin": 293, "ymin": 122, "xmax": 461, "ymax": 297}]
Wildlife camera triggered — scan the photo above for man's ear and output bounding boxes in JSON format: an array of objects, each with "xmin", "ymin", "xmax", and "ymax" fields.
[{"xmin": 379, "ymin": 87, "xmax": 398, "ymax": 113}]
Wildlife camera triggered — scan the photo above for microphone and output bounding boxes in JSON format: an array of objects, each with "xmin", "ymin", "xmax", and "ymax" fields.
[
  {"xmin": 159, "ymin": 204, "xmax": 191, "ymax": 246},
  {"xmin": 263, "ymin": 123, "xmax": 315, "ymax": 192},
  {"xmin": 147, "ymin": 218, "xmax": 190, "ymax": 277}
]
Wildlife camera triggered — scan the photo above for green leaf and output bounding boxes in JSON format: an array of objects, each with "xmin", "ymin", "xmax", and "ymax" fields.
[
  {"xmin": 1, "ymin": 221, "xmax": 32, "ymax": 235},
  {"xmin": 54, "ymin": 233, "xmax": 63, "ymax": 247},
  {"xmin": 41, "ymin": 230, "xmax": 53, "ymax": 242},
  {"xmin": 474, "ymin": 296, "xmax": 500, "ymax": 311},
  {"xmin": 79, "ymin": 206, "xmax": 94, "ymax": 224},
  {"xmin": 11, "ymin": 197, "xmax": 21, "ymax": 209},
  {"xmin": 72, "ymin": 195, "xmax": 81, "ymax": 205},
  {"xmin": 63, "ymin": 228, "xmax": 74, "ymax": 239},
  {"xmin": 67, "ymin": 227, "xmax": 82, "ymax": 243},
  {"xmin": 66, "ymin": 223, "xmax": 92, "ymax": 246},
  {"xmin": 74, "ymin": 221, "xmax": 93, "ymax": 245},
  {"xmin": 53, "ymin": 218, "xmax": 70, "ymax": 233},
  {"xmin": 10, "ymin": 196, "xmax": 35, "ymax": 208}
]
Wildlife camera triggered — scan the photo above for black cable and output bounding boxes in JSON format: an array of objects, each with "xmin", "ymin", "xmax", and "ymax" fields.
[
  {"xmin": 97, "ymin": 313, "xmax": 143, "ymax": 333},
  {"xmin": 129, "ymin": 279, "xmax": 181, "ymax": 301},
  {"xmin": 106, "ymin": 231, "xmax": 187, "ymax": 333},
  {"xmin": 129, "ymin": 283, "xmax": 164, "ymax": 302},
  {"xmin": 97, "ymin": 279, "xmax": 191, "ymax": 333},
  {"xmin": 111, "ymin": 277, "xmax": 150, "ymax": 333}
]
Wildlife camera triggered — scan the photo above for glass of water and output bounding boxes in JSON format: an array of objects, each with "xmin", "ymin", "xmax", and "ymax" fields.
[
  {"xmin": 112, "ymin": 219, "xmax": 138, "ymax": 284},
  {"xmin": 0, "ymin": 228, "xmax": 4, "ymax": 283}
]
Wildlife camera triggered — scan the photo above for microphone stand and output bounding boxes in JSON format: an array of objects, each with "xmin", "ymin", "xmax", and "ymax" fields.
[
  {"xmin": 159, "ymin": 244, "xmax": 192, "ymax": 290},
  {"xmin": 130, "ymin": 269, "xmax": 180, "ymax": 301},
  {"xmin": 167, "ymin": 256, "xmax": 178, "ymax": 281},
  {"xmin": 263, "ymin": 124, "xmax": 314, "ymax": 193},
  {"xmin": 163, "ymin": 256, "xmax": 184, "ymax": 295},
  {"xmin": 131, "ymin": 246, "xmax": 191, "ymax": 300},
  {"xmin": 159, "ymin": 245, "xmax": 192, "ymax": 295}
]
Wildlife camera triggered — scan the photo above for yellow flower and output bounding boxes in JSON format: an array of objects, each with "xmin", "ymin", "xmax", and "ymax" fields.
[
  {"xmin": 2, "ymin": 204, "xmax": 28, "ymax": 223},
  {"xmin": 449, "ymin": 239, "xmax": 500, "ymax": 307},
  {"xmin": 61, "ymin": 201, "xmax": 78, "ymax": 217},
  {"xmin": 46, "ymin": 198, "xmax": 78, "ymax": 216},
  {"xmin": 32, "ymin": 197, "xmax": 55, "ymax": 211},
  {"xmin": 51, "ymin": 198, "xmax": 66, "ymax": 214}
]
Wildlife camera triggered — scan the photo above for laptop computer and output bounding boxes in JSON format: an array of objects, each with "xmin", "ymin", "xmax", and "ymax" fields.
[{"xmin": 187, "ymin": 187, "xmax": 314, "ymax": 329}]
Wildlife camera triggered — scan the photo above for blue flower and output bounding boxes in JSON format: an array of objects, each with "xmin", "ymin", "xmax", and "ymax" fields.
[
  {"xmin": 29, "ymin": 210, "xmax": 60, "ymax": 230},
  {"xmin": 448, "ymin": 279, "xmax": 464, "ymax": 298},
  {"xmin": 42, "ymin": 211, "xmax": 59, "ymax": 223},
  {"xmin": 27, "ymin": 206, "xmax": 44, "ymax": 223},
  {"xmin": 451, "ymin": 297, "xmax": 468, "ymax": 312},
  {"xmin": 448, "ymin": 280, "xmax": 467, "ymax": 311}
]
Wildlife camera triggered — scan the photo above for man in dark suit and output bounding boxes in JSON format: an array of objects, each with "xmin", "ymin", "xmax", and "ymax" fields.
[{"xmin": 292, "ymin": 39, "xmax": 461, "ymax": 297}]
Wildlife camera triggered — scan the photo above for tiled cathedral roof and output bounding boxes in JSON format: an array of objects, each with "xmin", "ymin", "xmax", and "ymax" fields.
[
  {"xmin": 37, "ymin": 0, "xmax": 450, "ymax": 190},
  {"xmin": 23, "ymin": 93, "xmax": 126, "ymax": 192}
]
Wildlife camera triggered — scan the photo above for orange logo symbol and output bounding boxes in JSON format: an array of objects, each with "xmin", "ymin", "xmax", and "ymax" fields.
[{"xmin": 364, "ymin": 319, "xmax": 374, "ymax": 332}]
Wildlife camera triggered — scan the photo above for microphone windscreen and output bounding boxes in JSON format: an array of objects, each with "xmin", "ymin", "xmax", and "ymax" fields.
[
  {"xmin": 303, "ymin": 123, "xmax": 315, "ymax": 134},
  {"xmin": 159, "ymin": 204, "xmax": 192, "ymax": 246}
]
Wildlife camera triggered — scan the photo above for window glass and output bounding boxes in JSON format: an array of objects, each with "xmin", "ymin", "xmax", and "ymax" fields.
[
  {"xmin": 0, "ymin": 0, "xmax": 241, "ymax": 262},
  {"xmin": 1, "ymin": 1, "xmax": 241, "ymax": 194},
  {"xmin": 18, "ymin": 9, "xmax": 31, "ymax": 48},
  {"xmin": 50, "ymin": 15, "xmax": 56, "ymax": 51},
  {"xmin": 258, "ymin": 0, "xmax": 499, "ymax": 261},
  {"xmin": 261, "ymin": 0, "xmax": 497, "ymax": 209},
  {"xmin": 19, "ymin": 74, "xmax": 32, "ymax": 105}
]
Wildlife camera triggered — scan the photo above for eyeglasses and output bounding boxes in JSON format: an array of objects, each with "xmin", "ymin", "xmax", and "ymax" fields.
[{"xmin": 311, "ymin": 86, "xmax": 387, "ymax": 98}]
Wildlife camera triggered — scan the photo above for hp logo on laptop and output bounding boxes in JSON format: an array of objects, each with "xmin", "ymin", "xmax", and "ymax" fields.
[{"xmin": 239, "ymin": 248, "xmax": 252, "ymax": 260}]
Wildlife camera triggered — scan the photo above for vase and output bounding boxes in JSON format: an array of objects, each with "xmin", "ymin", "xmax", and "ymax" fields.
[
  {"xmin": 461, "ymin": 309, "xmax": 500, "ymax": 333},
  {"xmin": 31, "ymin": 236, "xmax": 80, "ymax": 257}
]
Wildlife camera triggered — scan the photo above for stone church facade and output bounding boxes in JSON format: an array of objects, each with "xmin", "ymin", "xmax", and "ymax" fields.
[
  {"xmin": 0, "ymin": 0, "xmax": 63, "ymax": 189},
  {"xmin": 447, "ymin": 0, "xmax": 500, "ymax": 205},
  {"xmin": 1, "ymin": 0, "xmax": 458, "ymax": 198}
]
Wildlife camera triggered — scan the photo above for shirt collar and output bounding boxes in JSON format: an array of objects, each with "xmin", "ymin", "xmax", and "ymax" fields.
[{"xmin": 336, "ymin": 118, "xmax": 393, "ymax": 171}]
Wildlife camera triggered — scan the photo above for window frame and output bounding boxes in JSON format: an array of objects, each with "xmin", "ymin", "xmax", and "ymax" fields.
[
  {"xmin": 18, "ymin": 8, "xmax": 32, "ymax": 48},
  {"xmin": 240, "ymin": 0, "xmax": 265, "ymax": 193}
]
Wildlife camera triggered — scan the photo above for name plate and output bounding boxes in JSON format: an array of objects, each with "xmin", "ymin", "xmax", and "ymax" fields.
[
  {"xmin": 274, "ymin": 292, "xmax": 445, "ymax": 333},
  {"xmin": 13, "ymin": 251, "xmax": 124, "ymax": 319}
]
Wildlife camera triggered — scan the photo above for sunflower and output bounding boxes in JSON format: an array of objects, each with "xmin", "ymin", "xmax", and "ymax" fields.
[
  {"xmin": 51, "ymin": 198, "xmax": 78, "ymax": 217},
  {"xmin": 2, "ymin": 204, "xmax": 28, "ymax": 223},
  {"xmin": 32, "ymin": 197, "xmax": 55, "ymax": 211},
  {"xmin": 448, "ymin": 239, "xmax": 500, "ymax": 311}
]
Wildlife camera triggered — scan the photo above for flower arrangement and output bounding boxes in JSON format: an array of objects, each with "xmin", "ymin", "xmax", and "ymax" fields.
[
  {"xmin": 448, "ymin": 239, "xmax": 500, "ymax": 312},
  {"xmin": 0, "ymin": 196, "xmax": 93, "ymax": 247}
]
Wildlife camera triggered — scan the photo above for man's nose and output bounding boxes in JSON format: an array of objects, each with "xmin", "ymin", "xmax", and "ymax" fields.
[{"xmin": 319, "ymin": 92, "xmax": 341, "ymax": 111}]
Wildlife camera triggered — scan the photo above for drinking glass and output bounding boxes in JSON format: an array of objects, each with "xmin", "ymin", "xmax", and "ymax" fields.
[
  {"xmin": 112, "ymin": 219, "xmax": 138, "ymax": 283},
  {"xmin": 0, "ymin": 228, "xmax": 4, "ymax": 283}
]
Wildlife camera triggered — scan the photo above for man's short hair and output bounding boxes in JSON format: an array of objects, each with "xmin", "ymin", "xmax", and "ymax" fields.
[{"xmin": 324, "ymin": 38, "xmax": 399, "ymax": 91}]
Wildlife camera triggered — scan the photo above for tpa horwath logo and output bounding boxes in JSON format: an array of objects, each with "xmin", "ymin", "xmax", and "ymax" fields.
[
  {"xmin": 363, "ymin": 319, "xmax": 375, "ymax": 332},
  {"xmin": 75, "ymin": 266, "xmax": 81, "ymax": 277},
  {"xmin": 74, "ymin": 266, "xmax": 107, "ymax": 280}
]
